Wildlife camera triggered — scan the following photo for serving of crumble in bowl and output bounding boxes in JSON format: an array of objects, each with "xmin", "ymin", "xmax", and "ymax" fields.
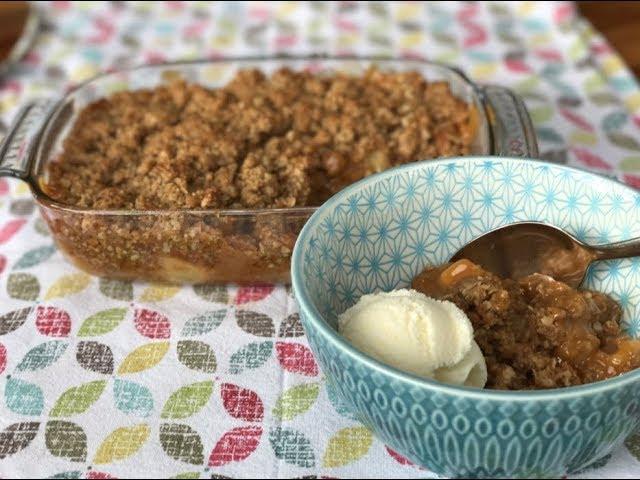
[{"xmin": 291, "ymin": 156, "xmax": 640, "ymax": 478}]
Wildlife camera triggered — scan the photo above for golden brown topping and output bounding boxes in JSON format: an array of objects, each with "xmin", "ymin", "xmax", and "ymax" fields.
[{"xmin": 44, "ymin": 67, "xmax": 475, "ymax": 210}]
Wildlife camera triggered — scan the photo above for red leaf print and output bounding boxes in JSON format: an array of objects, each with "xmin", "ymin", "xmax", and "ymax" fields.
[
  {"xmin": 134, "ymin": 309, "xmax": 171, "ymax": 339},
  {"xmin": 590, "ymin": 42, "xmax": 612, "ymax": 56},
  {"xmin": 249, "ymin": 5, "xmax": 270, "ymax": 20},
  {"xmin": 36, "ymin": 306, "xmax": 71, "ymax": 337},
  {"xmin": 276, "ymin": 342, "xmax": 318, "ymax": 376},
  {"xmin": 221, "ymin": 383, "xmax": 264, "ymax": 422},
  {"xmin": 0, "ymin": 80, "xmax": 21, "ymax": 95},
  {"xmin": 208, "ymin": 426, "xmax": 262, "ymax": 467},
  {"xmin": 571, "ymin": 148, "xmax": 612, "ymax": 171},
  {"xmin": 400, "ymin": 50, "xmax": 426, "ymax": 61},
  {"xmin": 505, "ymin": 58, "xmax": 531, "ymax": 73},
  {"xmin": 334, "ymin": 17, "xmax": 358, "ymax": 32},
  {"xmin": 145, "ymin": 51, "xmax": 167, "ymax": 65},
  {"xmin": 462, "ymin": 23, "xmax": 487, "ymax": 48},
  {"xmin": 52, "ymin": 1, "xmax": 71, "ymax": 10},
  {"xmin": 88, "ymin": 17, "xmax": 115, "ymax": 44},
  {"xmin": 560, "ymin": 109, "xmax": 594, "ymax": 132},
  {"xmin": 0, "ymin": 344, "xmax": 6, "ymax": 375},
  {"xmin": 623, "ymin": 174, "xmax": 640, "ymax": 189},
  {"xmin": 85, "ymin": 472, "xmax": 116, "ymax": 479},
  {"xmin": 535, "ymin": 48, "xmax": 563, "ymax": 62},
  {"xmin": 456, "ymin": 2, "xmax": 479, "ymax": 21},
  {"xmin": 0, "ymin": 255, "xmax": 6, "ymax": 275},
  {"xmin": 274, "ymin": 35, "xmax": 297, "ymax": 49},
  {"xmin": 24, "ymin": 51, "xmax": 40, "ymax": 65},
  {"xmin": 633, "ymin": 115, "xmax": 640, "ymax": 130},
  {"xmin": 0, "ymin": 178, "xmax": 8, "ymax": 195},
  {"xmin": 0, "ymin": 219, "xmax": 27, "ymax": 244},
  {"xmin": 166, "ymin": 1, "xmax": 186, "ymax": 10},
  {"xmin": 303, "ymin": 62, "xmax": 324, "ymax": 74},
  {"xmin": 235, "ymin": 283, "xmax": 275, "ymax": 304},
  {"xmin": 183, "ymin": 21, "xmax": 208, "ymax": 39},
  {"xmin": 386, "ymin": 446, "xmax": 414, "ymax": 466},
  {"xmin": 554, "ymin": 3, "xmax": 575, "ymax": 24}
]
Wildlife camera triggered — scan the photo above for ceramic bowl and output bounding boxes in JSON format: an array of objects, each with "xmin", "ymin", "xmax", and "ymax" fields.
[{"xmin": 291, "ymin": 156, "xmax": 640, "ymax": 478}]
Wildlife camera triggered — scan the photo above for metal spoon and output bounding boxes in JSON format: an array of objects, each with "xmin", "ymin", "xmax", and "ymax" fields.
[{"xmin": 450, "ymin": 221, "xmax": 640, "ymax": 288}]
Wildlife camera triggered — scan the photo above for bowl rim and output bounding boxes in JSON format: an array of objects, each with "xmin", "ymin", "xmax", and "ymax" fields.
[{"xmin": 291, "ymin": 155, "xmax": 640, "ymax": 401}]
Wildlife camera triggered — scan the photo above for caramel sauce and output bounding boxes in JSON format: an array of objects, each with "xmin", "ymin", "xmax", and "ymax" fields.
[{"xmin": 413, "ymin": 259, "xmax": 483, "ymax": 297}]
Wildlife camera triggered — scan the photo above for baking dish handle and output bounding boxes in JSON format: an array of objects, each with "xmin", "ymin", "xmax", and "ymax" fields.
[
  {"xmin": 481, "ymin": 85, "xmax": 539, "ymax": 158},
  {"xmin": 0, "ymin": 99, "xmax": 53, "ymax": 180}
]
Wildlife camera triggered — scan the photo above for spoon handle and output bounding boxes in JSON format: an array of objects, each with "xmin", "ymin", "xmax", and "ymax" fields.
[{"xmin": 592, "ymin": 237, "xmax": 640, "ymax": 261}]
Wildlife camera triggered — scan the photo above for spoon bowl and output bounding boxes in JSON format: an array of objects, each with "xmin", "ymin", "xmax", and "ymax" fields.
[{"xmin": 451, "ymin": 221, "xmax": 640, "ymax": 287}]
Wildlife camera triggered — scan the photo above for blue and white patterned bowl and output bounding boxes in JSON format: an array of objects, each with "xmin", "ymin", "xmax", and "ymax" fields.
[{"xmin": 291, "ymin": 157, "xmax": 640, "ymax": 478}]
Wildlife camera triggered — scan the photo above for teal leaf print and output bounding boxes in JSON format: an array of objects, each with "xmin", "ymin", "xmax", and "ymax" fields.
[
  {"xmin": 535, "ymin": 127, "xmax": 564, "ymax": 144},
  {"xmin": 602, "ymin": 111, "xmax": 628, "ymax": 133},
  {"xmin": 50, "ymin": 380, "xmax": 107, "ymax": 417},
  {"xmin": 228, "ymin": 341, "xmax": 273, "ymax": 374},
  {"xmin": 13, "ymin": 245, "xmax": 56, "ymax": 269},
  {"xmin": 181, "ymin": 310, "xmax": 226, "ymax": 336},
  {"xmin": 6, "ymin": 377, "xmax": 44, "ymax": 415},
  {"xmin": 48, "ymin": 472, "xmax": 82, "ymax": 479},
  {"xmin": 540, "ymin": 63, "xmax": 565, "ymax": 78},
  {"xmin": 113, "ymin": 379, "xmax": 154, "ymax": 417},
  {"xmin": 45, "ymin": 421, "xmax": 87, "ymax": 462},
  {"xmin": 16, "ymin": 340, "xmax": 68, "ymax": 372},
  {"xmin": 269, "ymin": 427, "xmax": 316, "ymax": 468}
]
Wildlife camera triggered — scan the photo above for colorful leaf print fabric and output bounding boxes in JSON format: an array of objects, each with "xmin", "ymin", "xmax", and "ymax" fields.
[{"xmin": 2, "ymin": 1, "xmax": 640, "ymax": 478}]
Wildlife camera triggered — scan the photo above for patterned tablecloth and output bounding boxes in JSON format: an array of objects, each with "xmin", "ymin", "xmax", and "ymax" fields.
[{"xmin": 2, "ymin": 2, "xmax": 640, "ymax": 478}]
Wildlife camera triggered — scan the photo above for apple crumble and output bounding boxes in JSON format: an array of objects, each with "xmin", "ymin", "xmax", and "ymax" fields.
[
  {"xmin": 40, "ymin": 67, "xmax": 475, "ymax": 283},
  {"xmin": 413, "ymin": 259, "xmax": 640, "ymax": 390}
]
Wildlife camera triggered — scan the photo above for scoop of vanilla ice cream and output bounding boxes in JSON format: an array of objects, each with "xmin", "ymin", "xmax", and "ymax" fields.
[{"xmin": 338, "ymin": 289, "xmax": 487, "ymax": 388}]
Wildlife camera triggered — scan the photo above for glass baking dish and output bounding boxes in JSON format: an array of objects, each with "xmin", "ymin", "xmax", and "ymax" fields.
[{"xmin": 0, "ymin": 57, "xmax": 538, "ymax": 284}]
